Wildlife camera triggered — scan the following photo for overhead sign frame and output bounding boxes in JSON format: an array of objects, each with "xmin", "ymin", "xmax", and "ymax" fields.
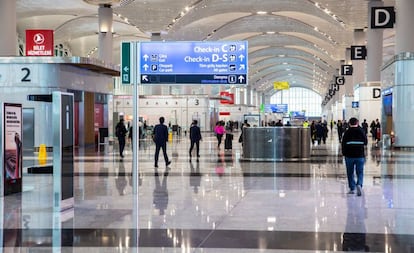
[{"xmin": 137, "ymin": 41, "xmax": 248, "ymax": 85}]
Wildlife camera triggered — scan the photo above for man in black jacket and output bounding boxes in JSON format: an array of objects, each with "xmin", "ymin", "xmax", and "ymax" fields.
[
  {"xmin": 115, "ymin": 118, "xmax": 128, "ymax": 158},
  {"xmin": 153, "ymin": 117, "xmax": 171, "ymax": 168},
  {"xmin": 189, "ymin": 120, "xmax": 202, "ymax": 161},
  {"xmin": 342, "ymin": 117, "xmax": 367, "ymax": 196}
]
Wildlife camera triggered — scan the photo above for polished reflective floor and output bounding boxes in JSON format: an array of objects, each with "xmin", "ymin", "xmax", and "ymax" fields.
[{"xmin": 3, "ymin": 129, "xmax": 414, "ymax": 252}]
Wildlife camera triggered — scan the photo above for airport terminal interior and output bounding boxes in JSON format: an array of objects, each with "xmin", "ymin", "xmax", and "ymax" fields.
[{"xmin": 2, "ymin": 0, "xmax": 414, "ymax": 252}]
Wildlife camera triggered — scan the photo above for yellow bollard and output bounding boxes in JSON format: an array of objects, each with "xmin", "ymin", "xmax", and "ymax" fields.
[
  {"xmin": 38, "ymin": 144, "xmax": 47, "ymax": 165},
  {"xmin": 168, "ymin": 132, "xmax": 173, "ymax": 142}
]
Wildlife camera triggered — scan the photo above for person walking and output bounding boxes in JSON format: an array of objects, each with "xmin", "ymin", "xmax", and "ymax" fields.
[
  {"xmin": 189, "ymin": 120, "xmax": 202, "ymax": 161},
  {"xmin": 361, "ymin": 119, "xmax": 368, "ymax": 137},
  {"xmin": 342, "ymin": 117, "xmax": 367, "ymax": 196},
  {"xmin": 214, "ymin": 121, "xmax": 225, "ymax": 149},
  {"xmin": 337, "ymin": 120, "xmax": 343, "ymax": 143},
  {"xmin": 238, "ymin": 119, "xmax": 250, "ymax": 145},
  {"xmin": 369, "ymin": 120, "xmax": 376, "ymax": 141},
  {"xmin": 153, "ymin": 117, "xmax": 171, "ymax": 168},
  {"xmin": 374, "ymin": 118, "xmax": 381, "ymax": 143},
  {"xmin": 115, "ymin": 118, "xmax": 128, "ymax": 158}
]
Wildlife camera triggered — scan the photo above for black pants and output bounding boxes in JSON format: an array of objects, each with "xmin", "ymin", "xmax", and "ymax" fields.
[
  {"xmin": 118, "ymin": 137, "xmax": 125, "ymax": 156},
  {"xmin": 189, "ymin": 140, "xmax": 200, "ymax": 156},
  {"xmin": 216, "ymin": 134, "xmax": 223, "ymax": 147},
  {"xmin": 154, "ymin": 142, "xmax": 169, "ymax": 166}
]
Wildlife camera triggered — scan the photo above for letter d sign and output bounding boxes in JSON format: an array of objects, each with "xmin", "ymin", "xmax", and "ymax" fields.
[
  {"xmin": 373, "ymin": 88, "xmax": 381, "ymax": 98},
  {"xmin": 371, "ymin": 7, "xmax": 395, "ymax": 29}
]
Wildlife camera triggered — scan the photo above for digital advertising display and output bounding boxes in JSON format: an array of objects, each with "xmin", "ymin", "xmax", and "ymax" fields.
[{"xmin": 3, "ymin": 103, "xmax": 22, "ymax": 195}]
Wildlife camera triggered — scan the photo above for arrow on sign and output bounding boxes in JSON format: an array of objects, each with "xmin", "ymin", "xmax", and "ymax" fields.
[
  {"xmin": 239, "ymin": 44, "xmax": 245, "ymax": 51},
  {"xmin": 142, "ymin": 75, "xmax": 148, "ymax": 82},
  {"xmin": 143, "ymin": 64, "xmax": 149, "ymax": 71},
  {"xmin": 143, "ymin": 54, "xmax": 149, "ymax": 61},
  {"xmin": 239, "ymin": 55, "xmax": 245, "ymax": 61},
  {"xmin": 239, "ymin": 64, "xmax": 245, "ymax": 70},
  {"xmin": 238, "ymin": 75, "xmax": 245, "ymax": 83},
  {"xmin": 123, "ymin": 66, "xmax": 129, "ymax": 72}
]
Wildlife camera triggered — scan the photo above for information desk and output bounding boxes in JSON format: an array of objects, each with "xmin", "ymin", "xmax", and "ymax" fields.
[{"xmin": 242, "ymin": 127, "xmax": 311, "ymax": 161}]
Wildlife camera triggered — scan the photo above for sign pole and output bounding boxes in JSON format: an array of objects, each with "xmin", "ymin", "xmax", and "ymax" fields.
[
  {"xmin": 132, "ymin": 41, "xmax": 140, "ymax": 249},
  {"xmin": 132, "ymin": 41, "xmax": 138, "ymax": 194}
]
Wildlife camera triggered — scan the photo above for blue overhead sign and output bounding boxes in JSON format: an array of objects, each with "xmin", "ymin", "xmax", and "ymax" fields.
[
  {"xmin": 139, "ymin": 41, "xmax": 248, "ymax": 85},
  {"xmin": 265, "ymin": 104, "xmax": 288, "ymax": 113}
]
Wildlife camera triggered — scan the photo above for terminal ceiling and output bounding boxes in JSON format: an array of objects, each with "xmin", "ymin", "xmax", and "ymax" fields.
[{"xmin": 17, "ymin": 0, "xmax": 396, "ymax": 96}]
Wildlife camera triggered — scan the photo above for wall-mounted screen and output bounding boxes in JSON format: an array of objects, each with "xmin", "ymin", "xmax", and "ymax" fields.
[{"xmin": 383, "ymin": 94, "xmax": 392, "ymax": 116}]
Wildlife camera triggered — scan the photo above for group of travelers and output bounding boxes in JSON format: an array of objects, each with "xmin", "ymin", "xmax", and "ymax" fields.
[
  {"xmin": 116, "ymin": 117, "xmax": 243, "ymax": 166},
  {"xmin": 369, "ymin": 119, "xmax": 381, "ymax": 143},
  {"xmin": 115, "ymin": 117, "xmax": 172, "ymax": 167},
  {"xmin": 310, "ymin": 120, "xmax": 329, "ymax": 145},
  {"xmin": 115, "ymin": 115, "xmax": 375, "ymax": 198},
  {"xmin": 334, "ymin": 118, "xmax": 381, "ymax": 143}
]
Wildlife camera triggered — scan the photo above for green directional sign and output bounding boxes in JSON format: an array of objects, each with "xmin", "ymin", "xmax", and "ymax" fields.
[{"xmin": 121, "ymin": 42, "xmax": 131, "ymax": 84}]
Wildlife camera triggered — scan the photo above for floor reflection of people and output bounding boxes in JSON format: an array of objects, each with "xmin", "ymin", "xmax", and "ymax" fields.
[
  {"xmin": 4, "ymin": 197, "xmax": 22, "ymax": 247},
  {"xmin": 215, "ymin": 152, "xmax": 225, "ymax": 177},
  {"xmin": 115, "ymin": 159, "xmax": 128, "ymax": 195},
  {"xmin": 342, "ymin": 195, "xmax": 370, "ymax": 251},
  {"xmin": 371, "ymin": 146, "xmax": 381, "ymax": 166},
  {"xmin": 189, "ymin": 161, "xmax": 202, "ymax": 194},
  {"xmin": 153, "ymin": 170, "xmax": 169, "ymax": 215}
]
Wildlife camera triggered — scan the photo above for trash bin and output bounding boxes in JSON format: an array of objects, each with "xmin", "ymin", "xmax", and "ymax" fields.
[{"xmin": 382, "ymin": 134, "xmax": 391, "ymax": 149}]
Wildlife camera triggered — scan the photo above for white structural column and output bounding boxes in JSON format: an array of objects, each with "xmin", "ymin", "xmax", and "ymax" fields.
[
  {"xmin": 98, "ymin": 4, "xmax": 113, "ymax": 64},
  {"xmin": 246, "ymin": 86, "xmax": 252, "ymax": 106},
  {"xmin": 351, "ymin": 29, "xmax": 366, "ymax": 90},
  {"xmin": 343, "ymin": 30, "xmax": 365, "ymax": 120},
  {"xmin": 356, "ymin": 0, "xmax": 383, "ymax": 124},
  {"xmin": 0, "ymin": 0, "xmax": 16, "ymax": 56},
  {"xmin": 367, "ymin": 0, "xmax": 384, "ymax": 82},
  {"xmin": 392, "ymin": 0, "xmax": 414, "ymax": 147},
  {"xmin": 395, "ymin": 0, "xmax": 414, "ymax": 53},
  {"xmin": 252, "ymin": 89, "xmax": 258, "ymax": 107}
]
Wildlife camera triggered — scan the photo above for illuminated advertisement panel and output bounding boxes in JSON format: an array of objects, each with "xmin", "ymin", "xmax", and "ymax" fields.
[{"xmin": 3, "ymin": 103, "xmax": 22, "ymax": 195}]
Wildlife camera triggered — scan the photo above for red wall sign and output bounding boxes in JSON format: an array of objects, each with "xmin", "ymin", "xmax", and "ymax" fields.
[
  {"xmin": 220, "ymin": 92, "xmax": 234, "ymax": 104},
  {"xmin": 25, "ymin": 30, "xmax": 54, "ymax": 56},
  {"xmin": 219, "ymin": 112, "xmax": 231, "ymax": 116}
]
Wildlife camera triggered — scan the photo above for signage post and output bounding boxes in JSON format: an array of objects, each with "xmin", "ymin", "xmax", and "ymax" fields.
[
  {"xmin": 131, "ymin": 42, "xmax": 139, "ymax": 248},
  {"xmin": 52, "ymin": 91, "xmax": 74, "ymax": 212},
  {"xmin": 52, "ymin": 92, "xmax": 75, "ymax": 251},
  {"xmin": 127, "ymin": 40, "xmax": 248, "ymax": 247}
]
